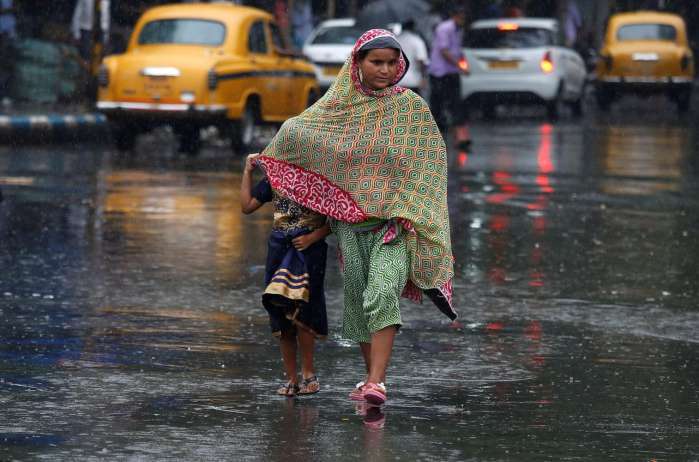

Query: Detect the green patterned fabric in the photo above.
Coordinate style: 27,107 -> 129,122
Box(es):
333,221 -> 407,343
257,29 -> 454,316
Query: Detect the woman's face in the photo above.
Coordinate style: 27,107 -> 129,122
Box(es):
358,48 -> 400,90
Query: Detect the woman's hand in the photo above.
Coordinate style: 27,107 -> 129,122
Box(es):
244,153 -> 260,173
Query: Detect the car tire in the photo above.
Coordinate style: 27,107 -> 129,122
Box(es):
546,85 -> 564,120
675,93 -> 691,114
570,97 -> 584,117
231,100 -> 258,154
112,122 -> 139,151
569,86 -> 584,117
306,89 -> 319,108
177,126 -> 202,156
482,104 -> 496,120
595,86 -> 612,112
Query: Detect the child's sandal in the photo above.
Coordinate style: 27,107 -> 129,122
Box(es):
298,375 -> 320,395
276,381 -> 299,397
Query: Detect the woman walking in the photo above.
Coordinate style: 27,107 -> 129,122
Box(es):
257,29 -> 456,406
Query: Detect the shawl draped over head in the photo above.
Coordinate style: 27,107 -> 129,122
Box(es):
257,29 -> 456,320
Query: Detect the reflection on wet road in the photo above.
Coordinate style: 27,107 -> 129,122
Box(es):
1,112 -> 698,460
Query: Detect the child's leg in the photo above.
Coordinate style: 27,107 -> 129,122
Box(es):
279,330 -> 298,384
297,329 -> 315,380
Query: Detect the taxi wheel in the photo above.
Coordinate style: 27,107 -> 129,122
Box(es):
674,93 -> 691,114
231,101 -> 258,154
306,90 -> 319,108
112,123 -> 138,151
177,127 -> 202,156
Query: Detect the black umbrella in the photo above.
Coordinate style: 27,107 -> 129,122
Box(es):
356,0 -> 430,30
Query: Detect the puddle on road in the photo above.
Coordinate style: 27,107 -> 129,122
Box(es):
1,118 -> 698,460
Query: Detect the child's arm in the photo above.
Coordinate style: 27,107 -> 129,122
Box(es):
241,153 -> 263,214
292,222 -> 331,251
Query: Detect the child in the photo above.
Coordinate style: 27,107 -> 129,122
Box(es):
240,153 -> 330,397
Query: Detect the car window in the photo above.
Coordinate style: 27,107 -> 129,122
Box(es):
617,23 -> 677,41
269,22 -> 287,51
248,20 -> 268,54
138,19 -> 225,46
464,27 -> 555,48
310,26 -> 364,45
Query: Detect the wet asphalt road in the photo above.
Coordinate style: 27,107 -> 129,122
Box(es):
1,99 -> 699,461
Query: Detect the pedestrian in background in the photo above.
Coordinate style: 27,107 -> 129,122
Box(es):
256,29 -> 457,408
291,0 -> 313,50
397,19 -> 429,96
428,6 -> 469,132
240,154 -> 330,398
71,0 -> 110,63
0,0 -> 16,108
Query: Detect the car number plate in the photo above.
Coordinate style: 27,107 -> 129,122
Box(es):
488,60 -> 519,69
322,65 -> 342,76
144,77 -> 172,97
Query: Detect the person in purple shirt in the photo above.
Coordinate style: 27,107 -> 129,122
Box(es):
428,6 -> 469,131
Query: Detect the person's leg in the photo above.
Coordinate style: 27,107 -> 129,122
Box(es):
297,328 -> 321,394
332,221 -> 372,397
279,329 -> 298,386
360,342 -> 371,376
366,326 -> 397,384
429,75 -> 446,130
362,229 -> 409,388
297,328 -> 315,380
446,73 -> 463,125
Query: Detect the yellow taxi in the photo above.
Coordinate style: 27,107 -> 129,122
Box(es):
595,11 -> 694,113
97,3 -> 319,153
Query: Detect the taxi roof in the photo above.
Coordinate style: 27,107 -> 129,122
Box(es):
142,2 -> 272,24
609,10 -> 686,27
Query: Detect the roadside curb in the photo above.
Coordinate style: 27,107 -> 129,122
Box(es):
0,113 -> 108,142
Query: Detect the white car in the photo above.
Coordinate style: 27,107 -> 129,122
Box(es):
460,18 -> 587,119
303,18 -> 363,91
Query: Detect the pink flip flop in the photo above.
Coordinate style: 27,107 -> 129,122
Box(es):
349,381 -> 366,401
362,382 -> 387,406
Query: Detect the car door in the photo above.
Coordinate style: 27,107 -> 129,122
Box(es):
247,19 -> 278,120
268,21 -> 295,117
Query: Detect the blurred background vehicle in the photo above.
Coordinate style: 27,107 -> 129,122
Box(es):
302,17 -> 361,92
97,2 -> 319,155
594,11 -> 694,114
460,17 -> 587,120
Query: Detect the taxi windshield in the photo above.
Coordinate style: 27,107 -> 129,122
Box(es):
465,27 -> 555,48
139,19 -> 226,46
617,23 -> 677,41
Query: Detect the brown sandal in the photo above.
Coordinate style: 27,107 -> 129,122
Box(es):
298,375 -> 320,395
276,381 -> 299,397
